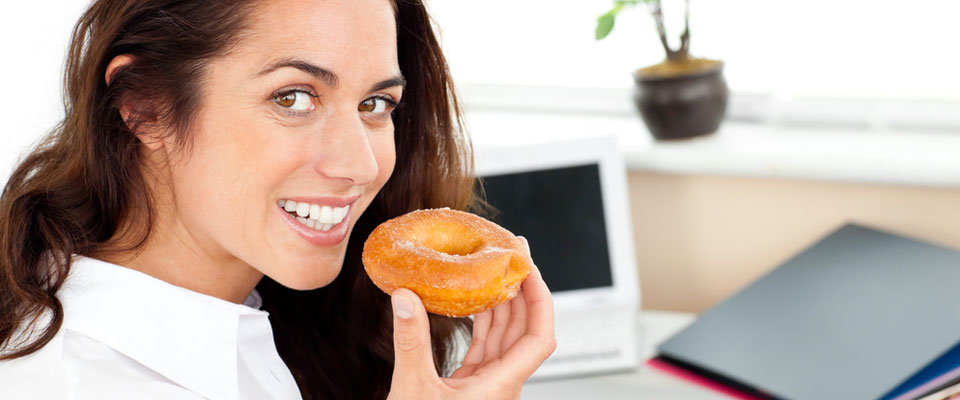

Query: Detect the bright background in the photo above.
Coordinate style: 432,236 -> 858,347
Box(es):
6,0 -> 960,178
432,0 -> 960,101
3,0 -> 960,311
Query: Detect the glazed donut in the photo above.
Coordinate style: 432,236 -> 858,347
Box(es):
362,208 -> 532,317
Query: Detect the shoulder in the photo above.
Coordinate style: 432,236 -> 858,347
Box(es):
61,331 -> 207,399
0,258 -> 206,400
0,329 -> 204,400
0,322 -> 68,399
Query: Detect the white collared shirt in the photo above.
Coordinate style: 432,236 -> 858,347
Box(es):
0,256 -> 303,400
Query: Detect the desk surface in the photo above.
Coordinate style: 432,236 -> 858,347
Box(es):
522,311 -> 726,399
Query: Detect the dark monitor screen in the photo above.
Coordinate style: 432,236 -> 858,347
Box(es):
479,163 -> 614,292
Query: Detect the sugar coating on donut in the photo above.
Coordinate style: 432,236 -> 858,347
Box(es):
362,208 -> 532,317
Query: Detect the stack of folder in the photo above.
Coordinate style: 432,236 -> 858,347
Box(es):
650,224 -> 960,400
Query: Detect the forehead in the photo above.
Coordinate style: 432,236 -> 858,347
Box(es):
235,0 -> 399,77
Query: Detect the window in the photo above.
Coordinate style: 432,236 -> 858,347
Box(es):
428,0 -> 960,129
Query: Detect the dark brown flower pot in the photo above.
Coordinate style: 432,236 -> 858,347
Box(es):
633,62 -> 729,140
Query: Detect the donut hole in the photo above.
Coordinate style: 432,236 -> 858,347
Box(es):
428,235 -> 482,256
414,218 -> 485,256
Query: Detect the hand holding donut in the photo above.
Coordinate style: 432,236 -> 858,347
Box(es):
362,209 -> 556,399
386,247 -> 556,400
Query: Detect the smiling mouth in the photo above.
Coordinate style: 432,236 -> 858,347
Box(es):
278,199 -> 349,232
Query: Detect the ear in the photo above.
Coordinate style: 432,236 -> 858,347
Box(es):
105,54 -> 135,86
105,54 -> 164,151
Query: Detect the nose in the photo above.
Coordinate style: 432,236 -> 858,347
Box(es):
310,109 -> 380,186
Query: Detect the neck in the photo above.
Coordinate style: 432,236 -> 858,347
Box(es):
104,218 -> 264,304
100,153 -> 263,304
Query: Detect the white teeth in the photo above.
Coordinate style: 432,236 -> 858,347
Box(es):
292,214 -> 334,231
319,206 -> 333,223
281,199 -> 350,229
296,202 -> 310,217
333,205 -> 348,221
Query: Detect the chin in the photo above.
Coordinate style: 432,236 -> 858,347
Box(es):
266,256 -> 346,291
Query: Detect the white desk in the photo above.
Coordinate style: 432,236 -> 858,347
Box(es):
523,311 -> 727,399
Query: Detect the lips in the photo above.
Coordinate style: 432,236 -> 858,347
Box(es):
277,195 -> 359,246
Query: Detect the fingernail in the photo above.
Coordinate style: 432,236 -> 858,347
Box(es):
518,236 -> 530,251
393,294 -> 414,319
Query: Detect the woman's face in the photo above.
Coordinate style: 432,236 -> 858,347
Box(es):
157,0 -> 401,289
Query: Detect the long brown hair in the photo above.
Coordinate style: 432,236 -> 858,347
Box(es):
0,0 -> 474,398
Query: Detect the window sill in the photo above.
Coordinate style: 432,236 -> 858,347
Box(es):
465,110 -> 960,188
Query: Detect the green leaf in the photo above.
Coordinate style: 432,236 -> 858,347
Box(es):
595,2 -> 627,41
596,13 -> 616,40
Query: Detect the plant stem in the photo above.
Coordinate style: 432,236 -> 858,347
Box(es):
679,0 -> 690,59
649,0 -> 691,63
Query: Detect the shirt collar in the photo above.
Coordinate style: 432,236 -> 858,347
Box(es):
60,256 -> 270,400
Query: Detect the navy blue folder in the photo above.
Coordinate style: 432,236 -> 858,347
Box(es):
656,224 -> 960,400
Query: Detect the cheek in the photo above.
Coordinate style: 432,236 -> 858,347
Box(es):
373,130 -> 396,189
170,111 -> 294,246
378,140 -> 396,187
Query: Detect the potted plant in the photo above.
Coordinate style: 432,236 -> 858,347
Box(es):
597,0 -> 728,140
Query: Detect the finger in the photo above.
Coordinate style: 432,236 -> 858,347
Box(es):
493,263 -> 557,381
517,236 -> 531,258
468,310 -> 493,361
521,262 -> 553,337
450,310 -> 492,379
390,288 -> 439,385
515,236 -> 541,335
500,290 -> 528,353
448,359 -> 479,379
483,299 -> 512,361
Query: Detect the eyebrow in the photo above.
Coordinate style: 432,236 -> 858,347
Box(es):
371,76 -> 407,93
258,57 -> 406,92
259,58 -> 339,88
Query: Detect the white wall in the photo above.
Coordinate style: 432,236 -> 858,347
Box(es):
4,0 -> 960,183
0,1 -> 89,183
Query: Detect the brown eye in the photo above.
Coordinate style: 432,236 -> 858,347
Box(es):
276,92 -> 296,108
360,97 -> 395,114
272,90 -> 315,112
358,98 -> 377,112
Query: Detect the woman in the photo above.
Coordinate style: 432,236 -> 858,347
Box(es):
0,0 -> 556,398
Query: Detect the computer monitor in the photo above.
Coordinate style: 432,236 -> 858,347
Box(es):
474,135 -> 639,313
480,163 -> 613,292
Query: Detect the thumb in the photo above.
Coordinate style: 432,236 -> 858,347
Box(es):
390,288 -> 438,385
